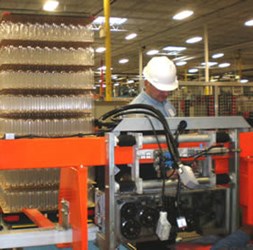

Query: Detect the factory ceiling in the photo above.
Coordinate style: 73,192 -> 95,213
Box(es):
0,0 -> 253,84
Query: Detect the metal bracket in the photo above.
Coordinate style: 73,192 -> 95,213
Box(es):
61,198 -> 70,229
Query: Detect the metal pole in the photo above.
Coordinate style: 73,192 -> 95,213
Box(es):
230,129 -> 240,232
204,25 -> 209,83
214,85 -> 219,116
139,48 -> 144,92
105,133 -> 116,249
204,25 -> 211,95
104,0 -> 112,101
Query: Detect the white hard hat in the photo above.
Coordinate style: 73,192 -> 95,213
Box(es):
143,56 -> 178,91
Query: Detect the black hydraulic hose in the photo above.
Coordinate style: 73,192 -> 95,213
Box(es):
99,103 -> 182,168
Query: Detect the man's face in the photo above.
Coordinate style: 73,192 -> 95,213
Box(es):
145,81 -> 169,102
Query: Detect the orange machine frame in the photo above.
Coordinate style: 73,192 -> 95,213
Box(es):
239,131 -> 253,225
0,136 -> 231,249
0,136 -> 134,250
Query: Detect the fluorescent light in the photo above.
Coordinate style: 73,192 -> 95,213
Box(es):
97,66 -> 106,71
173,10 -> 194,20
96,47 -> 106,53
201,62 -> 218,67
245,19 -> 253,26
127,80 -> 134,84
93,16 -> 127,26
43,0 -> 59,11
176,61 -> 187,66
146,49 -> 159,55
167,51 -> 180,56
218,63 -> 230,68
173,56 -> 195,61
186,36 -> 202,44
188,68 -> 198,73
163,46 -> 186,51
119,58 -> 129,64
125,33 -> 137,40
114,82 -> 120,86
240,79 -> 249,83
212,53 -> 224,59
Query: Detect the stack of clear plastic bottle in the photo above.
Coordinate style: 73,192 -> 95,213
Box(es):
0,70 -> 94,89
0,19 -> 95,213
0,21 -> 94,42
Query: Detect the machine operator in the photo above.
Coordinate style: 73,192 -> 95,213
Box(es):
130,56 -> 178,117
129,56 -> 253,249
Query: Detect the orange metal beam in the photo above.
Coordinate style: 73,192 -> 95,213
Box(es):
0,137 -> 134,170
22,208 -> 55,229
0,137 -> 106,169
0,136 -> 135,249
58,166 -> 88,250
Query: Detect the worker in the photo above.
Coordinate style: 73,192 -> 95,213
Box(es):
130,56 -> 179,117
129,56 -> 179,250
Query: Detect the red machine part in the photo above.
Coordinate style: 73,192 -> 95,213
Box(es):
239,131 -> 253,225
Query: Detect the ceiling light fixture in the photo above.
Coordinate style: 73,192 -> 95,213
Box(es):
125,33 -> 137,40
186,36 -> 202,44
218,63 -> 231,68
173,10 -> 194,20
176,61 -> 187,66
188,68 -> 198,73
163,46 -> 186,51
212,53 -> 224,59
95,47 -> 106,53
97,66 -> 106,71
43,0 -> 59,11
173,56 -> 195,61
240,79 -> 249,83
245,19 -> 253,26
92,16 -> 127,31
119,58 -> 129,64
146,50 -> 159,55
93,16 -> 127,26
167,52 -> 180,56
201,62 -> 218,67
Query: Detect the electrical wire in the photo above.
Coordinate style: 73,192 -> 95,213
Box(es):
144,115 -> 163,152
175,174 -> 182,217
186,145 -> 224,165
145,115 -> 166,210
111,110 -> 160,123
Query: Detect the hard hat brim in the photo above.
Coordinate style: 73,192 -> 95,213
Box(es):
150,79 -> 179,91
145,75 -> 179,91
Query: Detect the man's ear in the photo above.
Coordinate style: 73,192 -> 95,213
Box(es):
144,80 -> 149,90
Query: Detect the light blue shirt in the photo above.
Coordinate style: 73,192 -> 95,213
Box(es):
130,90 -> 176,117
